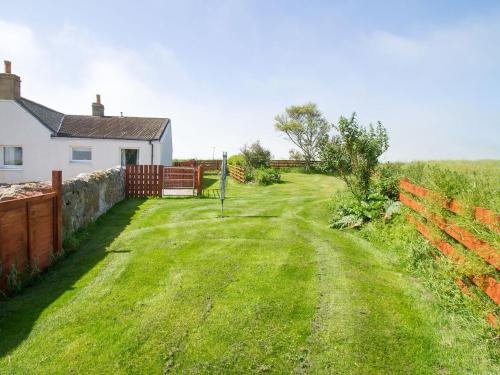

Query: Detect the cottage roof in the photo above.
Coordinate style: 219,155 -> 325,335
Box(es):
16,97 -> 169,141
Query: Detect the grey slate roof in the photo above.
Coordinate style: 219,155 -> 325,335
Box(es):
16,97 -> 169,141
17,97 -> 64,133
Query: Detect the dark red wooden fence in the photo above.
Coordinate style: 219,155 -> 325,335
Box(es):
125,165 -> 164,197
125,165 -> 204,197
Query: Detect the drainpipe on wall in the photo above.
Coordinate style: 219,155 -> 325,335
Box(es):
149,141 -> 154,165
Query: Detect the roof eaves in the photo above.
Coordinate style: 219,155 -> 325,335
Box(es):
50,134 -> 155,142
156,118 -> 171,142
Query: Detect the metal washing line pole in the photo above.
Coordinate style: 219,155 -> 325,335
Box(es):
220,152 -> 227,218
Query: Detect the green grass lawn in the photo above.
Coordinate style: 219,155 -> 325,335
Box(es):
0,173 -> 497,374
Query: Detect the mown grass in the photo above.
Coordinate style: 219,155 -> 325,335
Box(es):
0,173 -> 498,374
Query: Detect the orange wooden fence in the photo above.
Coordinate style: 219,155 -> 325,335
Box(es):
228,165 -> 246,183
400,177 -> 499,327
0,171 -> 62,291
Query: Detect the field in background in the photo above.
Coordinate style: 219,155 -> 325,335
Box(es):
422,159 -> 500,176
398,160 -> 499,212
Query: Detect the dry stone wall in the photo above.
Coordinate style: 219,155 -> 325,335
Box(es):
62,167 -> 125,236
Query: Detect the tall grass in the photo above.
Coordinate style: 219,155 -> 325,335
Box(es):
358,160 -> 499,340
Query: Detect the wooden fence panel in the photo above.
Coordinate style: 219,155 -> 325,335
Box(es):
400,192 -> 500,270
28,196 -> 55,270
0,171 -> 62,292
198,160 -> 221,171
399,177 -> 499,327
269,160 -> 319,168
0,206 -> 29,286
126,165 -> 164,198
164,167 -> 196,189
400,178 -> 499,232
228,165 -> 246,183
126,165 -> 204,197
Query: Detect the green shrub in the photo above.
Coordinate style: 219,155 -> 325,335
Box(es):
241,141 -> 271,169
255,168 -> 281,185
244,168 -> 255,182
228,154 -> 246,167
329,162 -> 402,229
372,162 -> 404,200
329,191 -> 397,229
320,112 -> 388,200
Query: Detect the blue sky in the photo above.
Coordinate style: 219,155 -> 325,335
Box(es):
1,0 -> 499,160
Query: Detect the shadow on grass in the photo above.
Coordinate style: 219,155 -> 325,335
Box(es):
203,175 -> 220,190
220,215 -> 279,219
0,198 -> 145,359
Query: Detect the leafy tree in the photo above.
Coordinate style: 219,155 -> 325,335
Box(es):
274,102 -> 330,169
320,112 -> 389,199
288,149 -> 303,161
228,154 -> 246,166
241,141 -> 271,169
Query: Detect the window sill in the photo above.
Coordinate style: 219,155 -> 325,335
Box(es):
0,167 -> 24,171
70,160 -> 92,164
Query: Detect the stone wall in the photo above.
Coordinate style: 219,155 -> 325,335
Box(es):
0,167 -> 125,237
0,181 -> 52,201
62,167 -> 125,237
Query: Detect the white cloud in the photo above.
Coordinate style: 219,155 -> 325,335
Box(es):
0,19 -> 260,159
1,12 -> 499,161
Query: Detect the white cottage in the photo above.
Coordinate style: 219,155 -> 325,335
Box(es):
0,61 -> 172,184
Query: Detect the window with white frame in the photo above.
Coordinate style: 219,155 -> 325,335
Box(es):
120,148 -> 139,166
71,147 -> 92,162
0,146 -> 23,168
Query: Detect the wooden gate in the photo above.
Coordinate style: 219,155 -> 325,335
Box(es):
125,165 -> 204,197
163,167 -> 196,196
125,165 -> 164,197
0,171 -> 62,291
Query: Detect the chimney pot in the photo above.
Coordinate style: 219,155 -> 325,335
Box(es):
0,60 -> 21,99
4,60 -> 11,74
92,94 -> 105,116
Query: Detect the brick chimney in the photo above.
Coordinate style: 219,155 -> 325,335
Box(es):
0,60 -> 21,100
92,94 -> 105,116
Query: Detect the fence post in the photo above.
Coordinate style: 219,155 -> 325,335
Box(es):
125,165 -> 129,198
159,165 -> 164,197
197,165 -> 204,196
52,170 -> 63,252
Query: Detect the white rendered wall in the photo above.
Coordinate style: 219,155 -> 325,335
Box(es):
0,101 -> 172,183
159,123 -> 173,166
